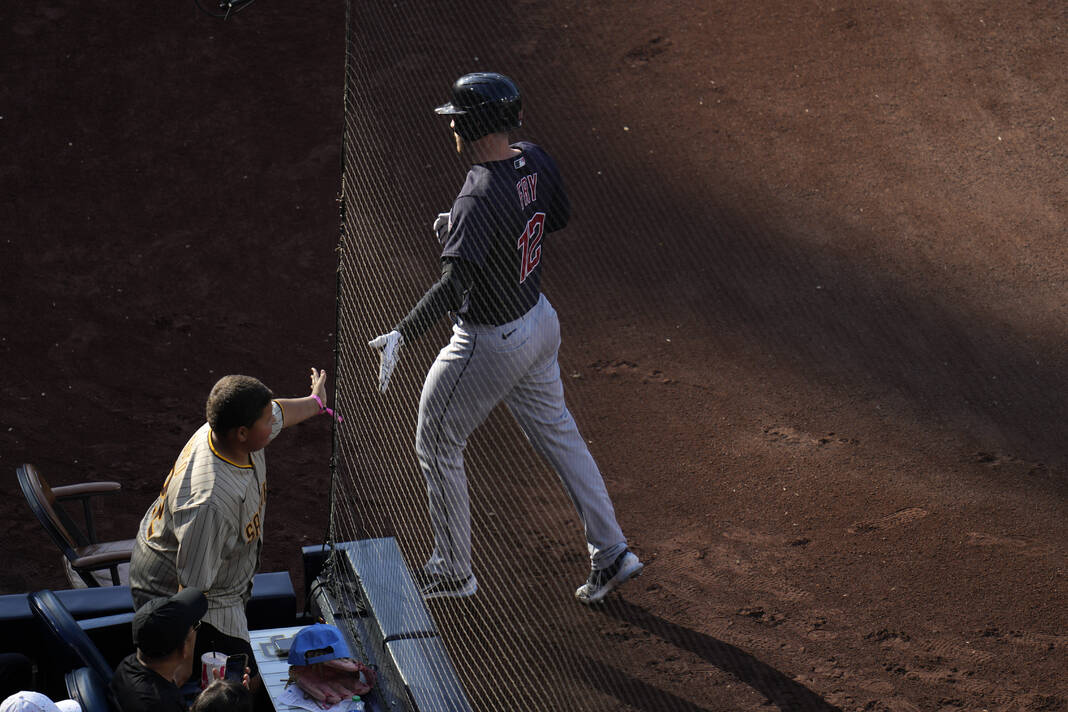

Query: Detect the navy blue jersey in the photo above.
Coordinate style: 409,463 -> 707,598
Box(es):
441,141 -> 570,325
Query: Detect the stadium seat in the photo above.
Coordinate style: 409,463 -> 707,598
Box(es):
64,666 -> 116,712
2,574 -> 295,646
17,464 -> 133,588
3,573 -> 294,685
0,590 -> 133,679
246,571 -> 297,629
28,590 -> 113,682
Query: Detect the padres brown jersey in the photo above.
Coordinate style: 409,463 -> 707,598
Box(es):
130,401 -> 284,641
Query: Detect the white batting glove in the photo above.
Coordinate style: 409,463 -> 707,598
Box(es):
367,330 -> 404,393
432,212 -> 451,244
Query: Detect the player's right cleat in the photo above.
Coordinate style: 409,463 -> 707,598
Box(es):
418,572 -> 478,600
575,550 -> 643,605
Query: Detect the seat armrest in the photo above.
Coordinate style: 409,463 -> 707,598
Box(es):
71,540 -> 135,569
52,482 -> 122,500
53,481 -> 123,546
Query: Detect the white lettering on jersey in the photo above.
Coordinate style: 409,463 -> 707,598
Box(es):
516,173 -> 539,209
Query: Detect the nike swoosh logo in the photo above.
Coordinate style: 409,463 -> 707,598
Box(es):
502,329 -> 517,339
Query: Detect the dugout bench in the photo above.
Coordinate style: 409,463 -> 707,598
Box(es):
300,539 -> 472,712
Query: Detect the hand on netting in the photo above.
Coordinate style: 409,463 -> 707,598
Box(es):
288,659 -> 376,708
309,367 -> 328,403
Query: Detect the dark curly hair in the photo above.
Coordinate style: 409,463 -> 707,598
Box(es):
205,375 -> 273,436
191,680 -> 252,712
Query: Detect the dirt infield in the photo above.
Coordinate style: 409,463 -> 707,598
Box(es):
3,2 -> 1065,711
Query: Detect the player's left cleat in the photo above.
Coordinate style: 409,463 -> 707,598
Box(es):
417,572 -> 478,600
575,550 -> 643,605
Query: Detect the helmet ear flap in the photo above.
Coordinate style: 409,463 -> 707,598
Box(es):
453,112 -> 504,142
452,114 -> 483,142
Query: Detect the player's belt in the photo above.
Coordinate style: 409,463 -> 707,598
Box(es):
457,297 -> 539,329
455,296 -> 542,335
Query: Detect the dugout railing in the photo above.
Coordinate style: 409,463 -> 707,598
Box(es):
305,539 -> 473,712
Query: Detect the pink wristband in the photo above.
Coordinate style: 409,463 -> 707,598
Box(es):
312,394 -> 343,423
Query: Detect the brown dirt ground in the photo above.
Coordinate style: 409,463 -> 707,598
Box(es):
2,2 -> 1065,711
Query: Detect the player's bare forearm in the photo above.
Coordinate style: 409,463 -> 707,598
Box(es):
277,368 -> 329,428
276,396 -> 319,427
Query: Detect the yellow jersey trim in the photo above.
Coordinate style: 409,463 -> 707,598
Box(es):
208,429 -> 254,469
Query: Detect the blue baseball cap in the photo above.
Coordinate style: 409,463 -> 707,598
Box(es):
287,624 -> 351,666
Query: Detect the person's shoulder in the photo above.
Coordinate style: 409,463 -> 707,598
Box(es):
513,140 -> 552,160
113,653 -> 179,691
514,141 -> 561,173
172,424 -> 214,467
111,654 -> 163,698
457,165 -> 494,197
171,456 -> 243,514
451,187 -> 493,223
112,652 -> 143,679
197,428 -> 256,482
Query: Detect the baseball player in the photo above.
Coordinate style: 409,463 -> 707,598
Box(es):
130,369 -> 333,684
368,72 -> 642,605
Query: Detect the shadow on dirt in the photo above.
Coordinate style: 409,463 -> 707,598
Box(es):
550,153 -> 1068,479
556,651 -> 717,711
596,599 -> 844,712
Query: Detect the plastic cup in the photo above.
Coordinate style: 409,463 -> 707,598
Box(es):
200,651 -> 227,689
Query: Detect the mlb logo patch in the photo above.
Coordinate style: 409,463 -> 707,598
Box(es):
514,156 -> 526,169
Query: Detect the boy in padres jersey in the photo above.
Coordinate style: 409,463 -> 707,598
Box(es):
130,369 -> 331,685
368,73 -> 643,604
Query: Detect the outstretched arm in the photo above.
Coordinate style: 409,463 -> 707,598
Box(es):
368,258 -> 475,393
276,368 -> 330,428
395,257 -> 474,344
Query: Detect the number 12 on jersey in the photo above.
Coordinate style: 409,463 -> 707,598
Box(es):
517,212 -> 546,284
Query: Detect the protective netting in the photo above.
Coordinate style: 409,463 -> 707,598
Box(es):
323,2 -> 665,710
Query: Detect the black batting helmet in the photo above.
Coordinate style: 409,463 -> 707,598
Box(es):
434,72 -> 522,142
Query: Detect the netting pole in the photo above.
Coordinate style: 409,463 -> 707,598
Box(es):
315,0 -> 354,597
